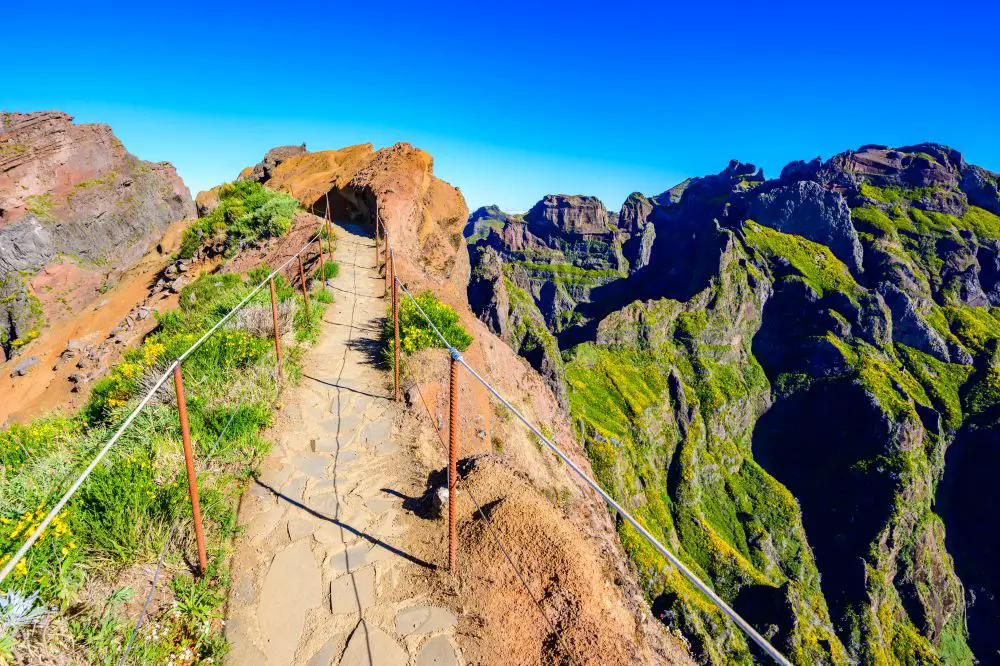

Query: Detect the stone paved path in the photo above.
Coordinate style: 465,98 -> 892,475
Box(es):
225,220 -> 462,665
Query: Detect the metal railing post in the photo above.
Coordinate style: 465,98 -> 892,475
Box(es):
448,354 -> 459,572
269,278 -> 283,378
383,230 -> 389,296
375,217 -> 380,268
326,218 -> 334,260
315,233 -> 325,286
298,255 -> 310,320
173,363 -> 208,575
392,252 -> 400,401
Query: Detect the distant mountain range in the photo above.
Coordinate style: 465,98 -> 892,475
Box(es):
465,143 -> 1000,664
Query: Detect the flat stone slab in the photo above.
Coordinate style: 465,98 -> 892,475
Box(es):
321,414 -> 360,434
340,622 -> 407,666
394,605 -> 457,636
259,542 -> 322,664
307,635 -> 345,666
309,492 -> 339,517
329,544 -> 370,573
415,635 -> 460,666
295,454 -> 331,478
287,518 -> 316,541
330,567 -> 376,614
361,419 -> 392,444
281,476 -> 307,503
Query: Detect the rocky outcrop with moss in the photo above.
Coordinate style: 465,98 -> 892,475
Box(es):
466,143 -> 1000,664
0,111 -> 195,358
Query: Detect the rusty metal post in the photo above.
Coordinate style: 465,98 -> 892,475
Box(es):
383,230 -> 390,297
269,278 -> 282,378
392,253 -> 400,402
374,217 -> 380,268
173,363 -> 208,575
314,232 -> 325,287
297,254 -> 310,319
448,355 -> 458,572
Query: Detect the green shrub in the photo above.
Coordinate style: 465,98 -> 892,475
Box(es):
386,291 -> 472,355
316,261 -> 339,281
179,181 -> 298,259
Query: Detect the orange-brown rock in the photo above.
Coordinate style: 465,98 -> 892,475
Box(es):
261,142 -> 468,299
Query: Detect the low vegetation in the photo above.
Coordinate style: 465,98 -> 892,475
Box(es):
0,235 -> 335,662
179,181 -> 299,259
381,290 -> 472,379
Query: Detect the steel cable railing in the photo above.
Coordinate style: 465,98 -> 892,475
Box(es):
0,218 -> 327,589
118,346 -> 281,664
376,213 -> 793,666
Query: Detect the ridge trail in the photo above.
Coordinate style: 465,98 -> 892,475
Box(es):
225,219 -> 462,665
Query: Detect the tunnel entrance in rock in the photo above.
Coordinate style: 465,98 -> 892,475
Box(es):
307,186 -> 374,228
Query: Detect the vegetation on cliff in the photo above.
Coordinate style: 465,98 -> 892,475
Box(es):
467,143 -> 1000,664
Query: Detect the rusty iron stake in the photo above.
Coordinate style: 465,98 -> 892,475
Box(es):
383,231 -> 390,296
392,253 -> 400,402
297,254 -> 310,319
375,217 -> 380,268
448,355 -> 459,572
314,233 -> 325,286
173,363 -> 208,575
269,278 -> 282,378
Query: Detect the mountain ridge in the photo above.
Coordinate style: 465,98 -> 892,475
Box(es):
466,141 -> 1000,663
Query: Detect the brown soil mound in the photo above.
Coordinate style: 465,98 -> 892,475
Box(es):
451,455 -> 689,665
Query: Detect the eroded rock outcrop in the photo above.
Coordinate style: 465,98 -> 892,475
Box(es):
0,111 -> 195,357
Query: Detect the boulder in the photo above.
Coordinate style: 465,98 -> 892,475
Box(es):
10,356 -> 39,377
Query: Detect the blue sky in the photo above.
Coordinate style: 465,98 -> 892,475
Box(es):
4,1 -> 999,213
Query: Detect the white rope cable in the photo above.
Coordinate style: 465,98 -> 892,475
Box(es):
0,360 -> 177,586
178,230 -> 322,362
393,275 -> 792,666
0,224 -> 325,589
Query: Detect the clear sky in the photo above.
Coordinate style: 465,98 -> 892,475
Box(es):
4,1 -> 999,213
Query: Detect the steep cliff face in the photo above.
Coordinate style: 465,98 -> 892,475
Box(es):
0,111 -> 195,359
467,143 -> 1000,664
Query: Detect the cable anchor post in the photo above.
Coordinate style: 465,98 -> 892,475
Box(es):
173,362 -> 208,575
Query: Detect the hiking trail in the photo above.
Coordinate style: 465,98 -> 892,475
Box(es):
224,219 -> 462,666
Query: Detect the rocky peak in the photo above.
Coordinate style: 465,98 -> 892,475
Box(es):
524,194 -> 610,237
237,144 -> 308,184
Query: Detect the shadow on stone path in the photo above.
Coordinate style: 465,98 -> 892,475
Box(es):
225,219 -> 462,665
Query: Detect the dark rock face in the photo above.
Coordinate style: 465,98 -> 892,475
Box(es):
466,141 -> 1000,663
0,111 -> 195,355
748,180 -> 863,273
238,144 -> 307,183
938,422 -> 1000,659
524,194 -> 610,236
